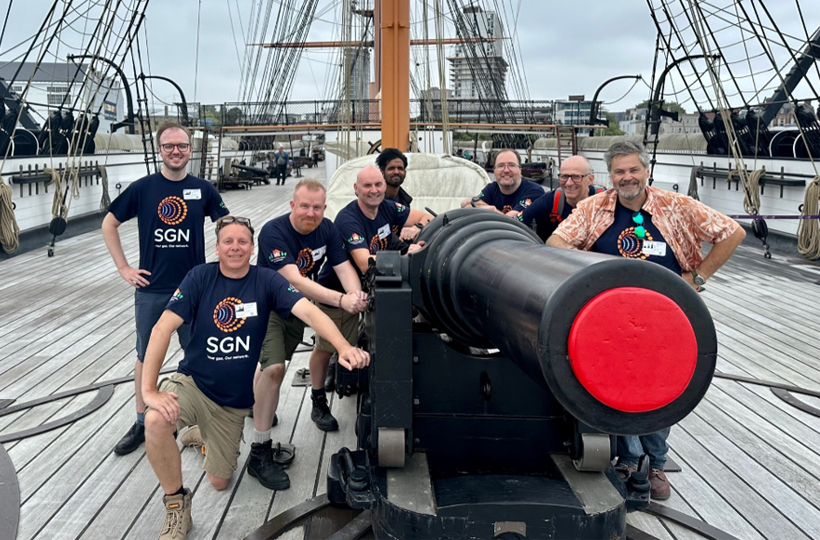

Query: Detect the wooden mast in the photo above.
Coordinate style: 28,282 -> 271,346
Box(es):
378,0 -> 410,150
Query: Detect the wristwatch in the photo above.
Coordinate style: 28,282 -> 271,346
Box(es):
691,270 -> 706,287
470,195 -> 481,208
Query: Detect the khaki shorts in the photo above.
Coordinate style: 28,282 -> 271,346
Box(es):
315,303 -> 360,353
259,311 -> 306,370
157,373 -> 247,479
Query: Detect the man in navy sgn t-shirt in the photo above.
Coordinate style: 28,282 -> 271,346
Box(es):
254,179 -> 367,444
515,156 -> 603,241
141,217 -> 369,538
102,122 -> 229,457
460,148 -> 544,214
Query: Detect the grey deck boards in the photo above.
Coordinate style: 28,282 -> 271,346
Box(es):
1,168 -> 819,540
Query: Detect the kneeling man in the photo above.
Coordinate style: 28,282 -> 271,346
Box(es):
141,215 -> 369,540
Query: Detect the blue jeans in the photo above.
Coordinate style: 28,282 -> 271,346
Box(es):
616,427 -> 671,470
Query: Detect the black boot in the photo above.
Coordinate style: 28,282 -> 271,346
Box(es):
114,421 -> 145,455
311,393 -> 339,432
248,440 -> 290,490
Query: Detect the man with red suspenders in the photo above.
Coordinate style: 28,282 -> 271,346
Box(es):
513,156 -> 604,242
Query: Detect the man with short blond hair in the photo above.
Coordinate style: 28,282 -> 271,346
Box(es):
461,148 -> 544,214
102,121 -> 228,457
249,179 -> 367,479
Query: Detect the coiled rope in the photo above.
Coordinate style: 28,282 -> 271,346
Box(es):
99,164 -> 110,210
797,176 -> 820,260
688,165 -> 703,200
0,176 -> 20,254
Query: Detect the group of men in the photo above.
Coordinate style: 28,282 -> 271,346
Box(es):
103,122 -> 430,540
104,121 -> 743,539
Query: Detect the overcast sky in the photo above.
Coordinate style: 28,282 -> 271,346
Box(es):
3,1 -> 819,113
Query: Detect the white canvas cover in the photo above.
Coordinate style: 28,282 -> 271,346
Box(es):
325,152 -> 492,219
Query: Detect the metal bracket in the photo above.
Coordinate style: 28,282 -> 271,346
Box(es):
291,367 -> 311,387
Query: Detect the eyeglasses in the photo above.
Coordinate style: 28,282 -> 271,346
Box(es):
159,143 -> 191,152
632,211 -> 646,239
559,173 -> 590,183
494,163 -> 520,171
216,215 -> 254,235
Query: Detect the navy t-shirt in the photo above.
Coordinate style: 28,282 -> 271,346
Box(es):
108,173 -> 228,293
478,178 -> 544,213
592,201 -> 682,274
520,185 -> 602,241
257,215 -> 348,281
317,199 -> 410,293
165,263 -> 304,408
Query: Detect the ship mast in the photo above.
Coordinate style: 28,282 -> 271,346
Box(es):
374,0 -> 410,150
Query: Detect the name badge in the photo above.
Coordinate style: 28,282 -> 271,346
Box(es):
234,302 -> 258,318
313,245 -> 327,260
183,189 -> 202,200
642,241 -> 667,257
377,224 -> 390,240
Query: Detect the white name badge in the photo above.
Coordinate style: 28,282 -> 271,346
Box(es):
234,302 -> 258,318
183,189 -> 202,200
642,241 -> 667,257
313,245 -> 327,260
377,224 -> 390,239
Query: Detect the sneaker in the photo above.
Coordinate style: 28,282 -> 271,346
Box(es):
114,421 -> 145,455
160,488 -> 192,540
248,440 -> 291,490
311,394 -> 339,432
649,469 -> 671,500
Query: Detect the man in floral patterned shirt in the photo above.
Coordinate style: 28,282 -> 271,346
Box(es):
547,140 -> 745,500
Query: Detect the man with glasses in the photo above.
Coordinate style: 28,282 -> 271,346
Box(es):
547,141 -> 745,500
103,121 -> 229,457
511,155 -> 605,241
142,216 -> 369,540
460,148 -> 544,214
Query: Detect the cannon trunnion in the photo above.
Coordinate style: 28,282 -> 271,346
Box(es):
328,209 -> 717,540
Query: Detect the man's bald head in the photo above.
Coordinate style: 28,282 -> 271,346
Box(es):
354,166 -> 387,211
558,155 -> 595,206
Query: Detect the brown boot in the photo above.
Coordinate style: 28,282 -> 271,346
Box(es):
159,488 -> 192,540
649,469 -> 671,500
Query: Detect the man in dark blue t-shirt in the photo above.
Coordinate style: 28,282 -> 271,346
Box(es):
254,179 -> 367,443
141,217 -> 369,538
460,148 -> 544,214
515,156 -> 604,241
102,122 -> 229,457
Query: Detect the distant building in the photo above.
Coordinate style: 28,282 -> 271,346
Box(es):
553,101 -> 605,126
617,107 -> 701,136
447,5 -> 508,101
0,62 -> 125,133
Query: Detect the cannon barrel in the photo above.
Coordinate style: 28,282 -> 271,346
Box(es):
410,208 -> 717,435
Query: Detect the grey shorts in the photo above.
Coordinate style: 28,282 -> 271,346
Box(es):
157,373 -> 247,479
314,303 -> 359,353
259,311 -> 306,370
135,291 -> 191,362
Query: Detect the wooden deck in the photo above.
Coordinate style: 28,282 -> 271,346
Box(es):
1,165 -> 820,540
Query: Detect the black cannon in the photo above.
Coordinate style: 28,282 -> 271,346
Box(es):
328,209 -> 717,540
